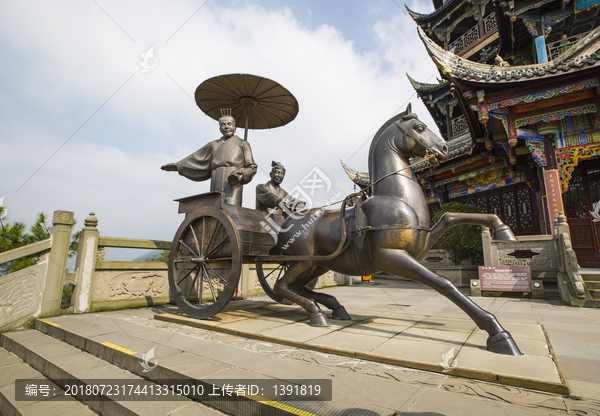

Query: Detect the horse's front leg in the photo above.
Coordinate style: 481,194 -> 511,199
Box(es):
274,262 -> 330,327
373,248 -> 522,355
423,212 -> 518,256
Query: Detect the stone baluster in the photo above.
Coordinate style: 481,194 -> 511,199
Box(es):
554,213 -> 585,299
73,213 -> 100,313
40,211 -> 74,318
481,227 -> 493,266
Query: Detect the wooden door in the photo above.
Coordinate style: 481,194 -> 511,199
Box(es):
563,160 -> 600,267
454,182 -> 539,236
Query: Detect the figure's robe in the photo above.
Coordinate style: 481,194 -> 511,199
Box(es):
256,181 -> 290,215
176,135 -> 257,206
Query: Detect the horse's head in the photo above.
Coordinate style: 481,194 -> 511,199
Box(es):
393,104 -> 448,167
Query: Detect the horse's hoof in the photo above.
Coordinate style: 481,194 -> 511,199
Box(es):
493,225 -> 518,242
332,305 -> 351,320
486,331 -> 523,355
309,311 -> 330,327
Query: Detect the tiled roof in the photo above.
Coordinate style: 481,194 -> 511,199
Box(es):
418,25 -> 600,83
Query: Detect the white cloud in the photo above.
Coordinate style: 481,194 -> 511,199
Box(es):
0,0 -> 442,259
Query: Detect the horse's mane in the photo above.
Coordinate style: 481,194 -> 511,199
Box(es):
367,107 -> 412,177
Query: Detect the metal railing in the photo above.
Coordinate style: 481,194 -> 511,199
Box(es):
546,33 -> 587,61
449,12 -> 497,55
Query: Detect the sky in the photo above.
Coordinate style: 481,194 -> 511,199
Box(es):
0,0 -> 439,261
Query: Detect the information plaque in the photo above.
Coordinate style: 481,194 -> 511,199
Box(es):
479,266 -> 532,292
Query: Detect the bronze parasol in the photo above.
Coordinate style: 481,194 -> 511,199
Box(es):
195,73 -> 299,140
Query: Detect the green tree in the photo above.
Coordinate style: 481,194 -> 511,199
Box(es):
431,202 -> 485,266
0,205 -> 79,275
144,250 -> 169,262
0,219 -> 35,274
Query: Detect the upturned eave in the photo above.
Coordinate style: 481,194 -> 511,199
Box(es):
406,73 -> 450,92
417,25 -> 600,84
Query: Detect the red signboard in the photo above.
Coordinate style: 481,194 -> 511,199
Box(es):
479,266 -> 532,292
543,169 -> 565,227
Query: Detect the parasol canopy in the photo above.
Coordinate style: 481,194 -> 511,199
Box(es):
195,73 -> 299,140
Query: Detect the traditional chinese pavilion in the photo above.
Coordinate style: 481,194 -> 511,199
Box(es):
345,0 -> 600,266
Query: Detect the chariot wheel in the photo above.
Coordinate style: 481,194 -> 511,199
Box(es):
256,263 -> 318,304
256,263 -> 290,304
168,207 -> 242,319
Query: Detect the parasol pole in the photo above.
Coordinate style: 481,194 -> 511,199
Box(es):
240,97 -> 257,141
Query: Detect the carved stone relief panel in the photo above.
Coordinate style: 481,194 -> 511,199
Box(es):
248,269 -> 261,290
0,265 -> 44,331
92,271 -> 167,302
321,270 -> 336,286
496,241 -> 555,268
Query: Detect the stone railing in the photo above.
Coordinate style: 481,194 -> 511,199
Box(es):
0,209 -> 373,332
72,212 -> 349,314
481,213 -> 594,306
0,211 -> 74,333
72,213 -> 171,313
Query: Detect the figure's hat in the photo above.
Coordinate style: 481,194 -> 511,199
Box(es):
271,160 -> 285,170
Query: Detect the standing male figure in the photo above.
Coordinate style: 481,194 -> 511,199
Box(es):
256,161 -> 304,215
161,109 -> 257,206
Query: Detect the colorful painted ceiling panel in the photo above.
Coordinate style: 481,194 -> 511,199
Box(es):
448,173 -> 526,199
556,113 -> 600,148
515,104 -> 596,127
512,89 -> 594,114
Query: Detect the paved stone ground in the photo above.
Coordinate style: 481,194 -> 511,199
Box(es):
320,279 -> 600,401
45,278 -> 600,415
157,291 -> 564,393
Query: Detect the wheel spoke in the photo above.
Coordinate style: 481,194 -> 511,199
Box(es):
203,219 -> 220,256
263,266 -> 280,280
176,264 -> 199,285
201,217 -> 205,257
206,257 -> 232,262
205,236 -> 228,259
198,264 -> 204,306
276,265 -> 288,282
179,240 -> 199,257
189,223 -> 200,259
205,262 -> 229,285
198,264 -> 205,305
186,267 -> 201,300
204,264 -> 218,302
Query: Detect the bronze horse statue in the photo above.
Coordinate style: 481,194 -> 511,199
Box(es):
274,104 -> 522,356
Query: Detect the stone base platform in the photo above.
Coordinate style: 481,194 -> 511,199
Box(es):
156,300 -> 567,395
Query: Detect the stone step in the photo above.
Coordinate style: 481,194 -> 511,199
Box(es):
34,314 -> 356,416
0,346 -> 98,416
0,330 -> 226,416
580,269 -> 600,281
589,289 -> 600,300
584,281 -> 600,290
